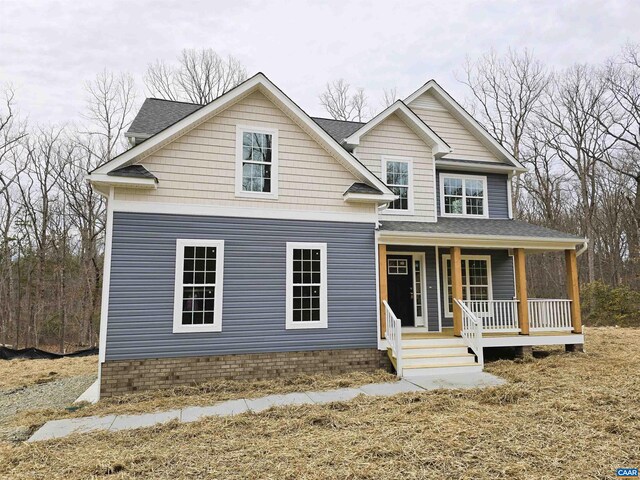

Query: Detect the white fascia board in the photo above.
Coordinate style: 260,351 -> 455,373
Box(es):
343,101 -> 451,156
124,132 -> 151,140
404,80 -> 526,171
92,73 -> 393,197
343,192 -> 397,204
436,159 -> 527,175
378,230 -> 586,250
86,173 -> 157,189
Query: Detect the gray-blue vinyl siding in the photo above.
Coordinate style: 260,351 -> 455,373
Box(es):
436,170 -> 510,219
437,248 -> 515,328
387,245 -> 439,331
106,212 -> 378,361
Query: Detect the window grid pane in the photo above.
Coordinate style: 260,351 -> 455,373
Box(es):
386,161 -> 410,210
242,131 -> 273,193
443,176 -> 485,216
292,248 -> 322,323
181,245 -> 217,326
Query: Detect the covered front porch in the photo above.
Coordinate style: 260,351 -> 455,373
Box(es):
376,219 -> 587,376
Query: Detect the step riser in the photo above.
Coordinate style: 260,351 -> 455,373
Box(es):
402,338 -> 466,348
403,365 -> 483,377
402,346 -> 469,356
403,356 -> 476,367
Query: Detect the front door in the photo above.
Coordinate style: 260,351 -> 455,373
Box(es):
387,255 -> 415,327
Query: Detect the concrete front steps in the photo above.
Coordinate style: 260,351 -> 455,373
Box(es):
389,336 -> 483,377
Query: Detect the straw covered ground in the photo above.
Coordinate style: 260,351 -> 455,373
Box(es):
0,355 -> 97,391
1,327 -> 639,479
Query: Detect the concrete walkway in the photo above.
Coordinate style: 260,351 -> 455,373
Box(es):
27,372 -> 504,442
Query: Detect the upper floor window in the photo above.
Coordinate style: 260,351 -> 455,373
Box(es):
382,157 -> 413,214
440,173 -> 488,217
235,125 -> 279,199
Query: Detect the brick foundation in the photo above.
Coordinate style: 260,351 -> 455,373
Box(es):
100,348 -> 393,397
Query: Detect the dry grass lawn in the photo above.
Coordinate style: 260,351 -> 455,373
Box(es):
0,355 -> 97,391
1,327 -> 640,479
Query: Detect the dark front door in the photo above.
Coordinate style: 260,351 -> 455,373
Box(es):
387,255 -> 415,327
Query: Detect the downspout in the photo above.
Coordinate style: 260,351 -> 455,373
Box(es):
576,240 -> 589,257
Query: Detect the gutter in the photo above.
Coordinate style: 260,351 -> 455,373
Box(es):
576,239 -> 589,257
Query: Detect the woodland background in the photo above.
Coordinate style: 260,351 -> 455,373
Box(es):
1,46 -> 639,351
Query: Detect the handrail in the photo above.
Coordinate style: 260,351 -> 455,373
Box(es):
455,298 -> 484,366
528,299 -> 573,331
383,300 -> 403,377
463,299 -> 520,332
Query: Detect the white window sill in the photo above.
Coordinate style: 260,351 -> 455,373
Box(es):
285,322 -> 328,330
234,191 -> 279,201
173,324 -> 222,334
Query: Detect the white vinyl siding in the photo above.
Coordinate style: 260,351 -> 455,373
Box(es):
409,92 -> 497,162
354,113 -> 436,221
442,254 -> 493,317
115,91 -> 373,216
286,242 -> 328,329
173,239 -> 224,333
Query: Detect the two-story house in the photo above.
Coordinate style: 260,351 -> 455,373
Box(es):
88,73 -> 586,397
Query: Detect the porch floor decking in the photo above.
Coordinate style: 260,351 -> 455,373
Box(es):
401,327 -> 584,347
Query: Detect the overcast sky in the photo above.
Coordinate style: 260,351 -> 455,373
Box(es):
1,0 -> 639,126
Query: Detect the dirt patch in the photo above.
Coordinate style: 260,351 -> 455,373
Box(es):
1,327 -> 639,479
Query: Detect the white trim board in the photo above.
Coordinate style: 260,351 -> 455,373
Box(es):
112,199 -> 378,224
98,187 -> 114,364
90,73 -> 393,197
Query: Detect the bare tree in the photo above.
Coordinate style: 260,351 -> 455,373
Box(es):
382,87 -> 398,108
144,49 -> 247,104
319,79 -> 369,122
0,86 -> 27,196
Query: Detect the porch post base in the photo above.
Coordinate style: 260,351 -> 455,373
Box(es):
514,345 -> 533,359
565,343 -> 584,353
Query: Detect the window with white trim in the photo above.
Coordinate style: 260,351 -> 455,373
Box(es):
442,255 -> 492,316
236,126 -> 278,198
382,157 -> 413,213
173,239 -> 224,333
440,173 -> 488,217
286,242 -> 328,329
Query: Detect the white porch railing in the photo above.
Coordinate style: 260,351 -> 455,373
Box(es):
455,299 -> 484,366
383,300 -> 403,377
528,299 -> 573,331
464,300 -> 520,333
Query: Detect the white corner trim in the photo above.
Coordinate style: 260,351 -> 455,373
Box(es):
285,242 -> 328,330
172,239 -> 225,333
507,174 -> 514,219
439,172 -> 489,219
343,101 -> 451,156
404,80 -> 526,170
111,199 -> 378,224
234,124 -> 279,200
98,187 -> 114,363
441,253 -> 493,317
380,156 -> 415,216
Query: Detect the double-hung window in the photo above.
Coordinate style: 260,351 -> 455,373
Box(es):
382,157 -> 413,213
440,173 -> 488,217
173,239 -> 224,333
286,242 -> 328,329
236,125 -> 278,199
442,255 -> 492,316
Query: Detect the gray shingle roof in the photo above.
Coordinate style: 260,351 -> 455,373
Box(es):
380,218 -> 584,240
344,182 -> 383,195
310,117 -> 364,142
127,99 -> 202,137
108,164 -> 157,180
